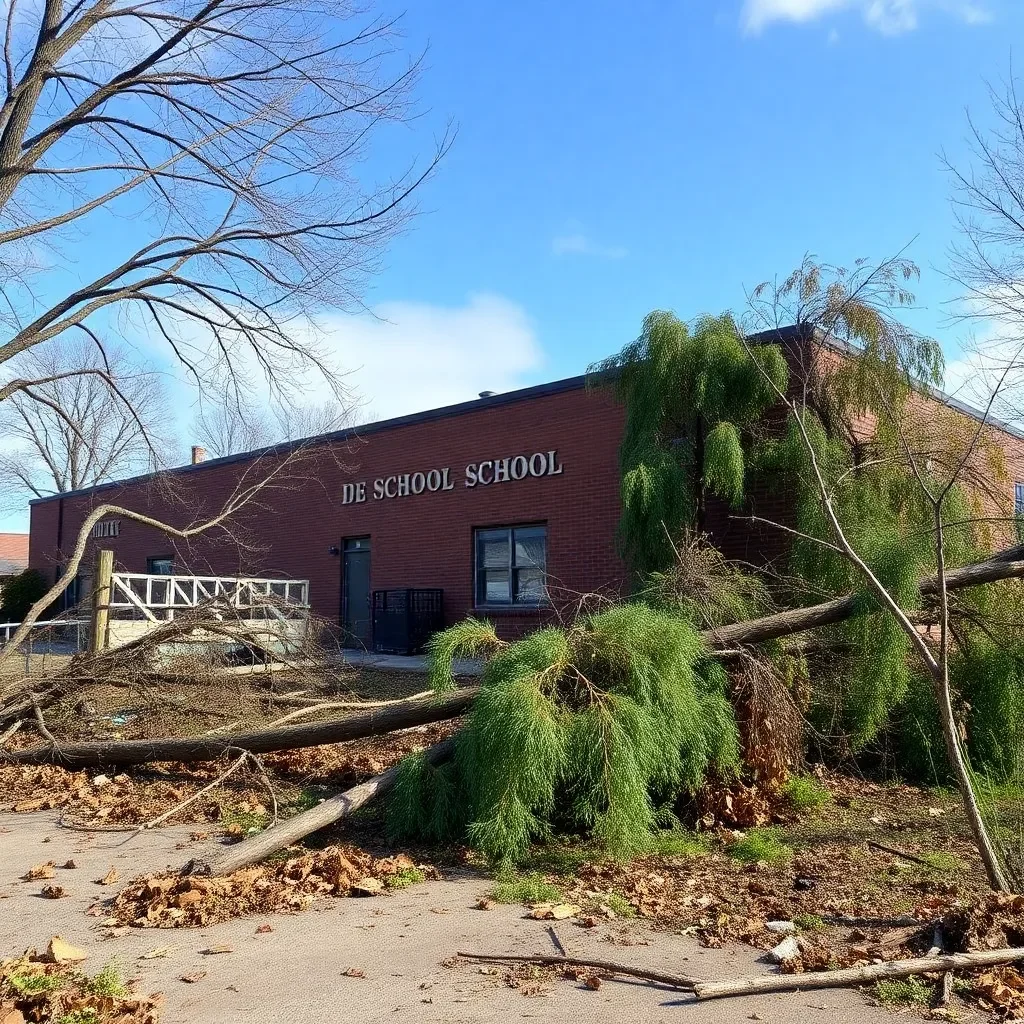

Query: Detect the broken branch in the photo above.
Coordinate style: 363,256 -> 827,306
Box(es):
455,952 -> 703,991
188,736 -> 457,876
693,947 -> 1024,1000
0,688 -> 477,769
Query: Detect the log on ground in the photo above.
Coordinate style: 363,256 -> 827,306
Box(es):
0,688 -> 477,768
187,736 -> 456,876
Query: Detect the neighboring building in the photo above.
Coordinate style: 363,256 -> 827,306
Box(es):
0,533 -> 29,577
0,533 -> 30,610
25,327 -> 1024,646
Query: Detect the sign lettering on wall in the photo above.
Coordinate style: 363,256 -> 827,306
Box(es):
341,450 -> 564,505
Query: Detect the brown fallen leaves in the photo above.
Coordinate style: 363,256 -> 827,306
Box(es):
943,893 -> 1024,953
975,967 -> 1024,1020
0,951 -> 160,1024
110,848 -> 437,928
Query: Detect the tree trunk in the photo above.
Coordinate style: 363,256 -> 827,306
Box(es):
693,947 -> 1024,1000
187,736 -> 456,876
0,689 -> 477,768
931,665 -> 1010,890
706,551 -> 1024,647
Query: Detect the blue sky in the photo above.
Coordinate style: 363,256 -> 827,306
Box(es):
319,0 -> 1024,408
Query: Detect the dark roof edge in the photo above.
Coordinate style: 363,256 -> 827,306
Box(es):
29,373 -> 592,507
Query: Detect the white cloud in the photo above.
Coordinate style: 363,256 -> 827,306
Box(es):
315,293 -> 546,421
170,293 -> 546,430
741,0 -> 992,34
551,233 -> 628,260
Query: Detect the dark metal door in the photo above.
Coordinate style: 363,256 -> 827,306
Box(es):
341,537 -> 371,648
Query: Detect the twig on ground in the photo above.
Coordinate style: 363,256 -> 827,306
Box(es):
245,751 -> 279,825
266,692 -> 433,728
0,719 -> 22,746
130,749 -> 250,836
820,914 -> 921,928
867,841 -> 933,867
455,952 -> 702,991
693,948 -> 1024,1000
30,695 -> 57,746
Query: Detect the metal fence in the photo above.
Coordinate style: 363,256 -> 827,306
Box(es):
0,618 -> 87,654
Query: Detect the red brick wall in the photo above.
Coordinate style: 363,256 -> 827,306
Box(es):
28,384 -> 628,637
28,346 -> 1024,641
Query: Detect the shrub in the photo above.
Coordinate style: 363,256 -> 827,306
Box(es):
0,567 -> 49,622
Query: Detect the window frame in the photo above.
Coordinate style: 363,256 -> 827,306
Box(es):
473,523 -> 548,609
147,556 -> 175,576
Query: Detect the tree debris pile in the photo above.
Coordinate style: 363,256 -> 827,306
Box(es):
110,849 -> 436,928
943,893 -> 1024,953
1,950 -> 160,1024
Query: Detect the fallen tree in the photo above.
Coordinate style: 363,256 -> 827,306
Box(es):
5,544 -> 1024,769
186,737 -> 456,876
0,689 -> 476,768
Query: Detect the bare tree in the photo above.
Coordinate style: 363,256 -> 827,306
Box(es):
744,255 -> 1015,891
0,336 -> 171,506
0,0 -> 445,644
0,0 -> 448,415
191,395 -> 365,458
945,71 -> 1024,426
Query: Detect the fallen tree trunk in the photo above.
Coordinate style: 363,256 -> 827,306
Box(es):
693,947 -> 1024,1000
0,688 -> 477,768
706,552 -> 1024,647
186,736 -> 456,876
6,547 -> 1024,764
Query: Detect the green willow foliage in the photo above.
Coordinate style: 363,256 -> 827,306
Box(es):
757,403 -> 984,746
390,605 -> 739,864
589,312 -> 787,577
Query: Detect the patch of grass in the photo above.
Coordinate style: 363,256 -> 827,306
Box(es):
291,788 -> 325,813
55,1010 -> 99,1024
920,851 -> 966,873
601,891 -> 636,918
221,806 -> 271,835
782,774 -> 832,812
728,827 -> 793,865
646,828 -> 710,858
793,913 -> 825,932
383,867 -> 426,890
8,970 -> 64,995
873,977 -> 934,1007
83,961 -> 127,998
520,844 -> 593,875
491,870 -> 562,905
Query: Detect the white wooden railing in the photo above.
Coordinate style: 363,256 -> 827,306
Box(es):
108,573 -> 308,622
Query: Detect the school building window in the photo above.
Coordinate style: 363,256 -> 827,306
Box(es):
147,557 -> 174,575
1016,483 -> 1024,518
475,525 -> 547,606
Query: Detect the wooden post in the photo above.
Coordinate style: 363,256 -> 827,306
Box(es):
88,548 -> 114,653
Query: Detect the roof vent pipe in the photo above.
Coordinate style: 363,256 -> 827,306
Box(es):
478,390 -> 495,399
191,445 -> 206,465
